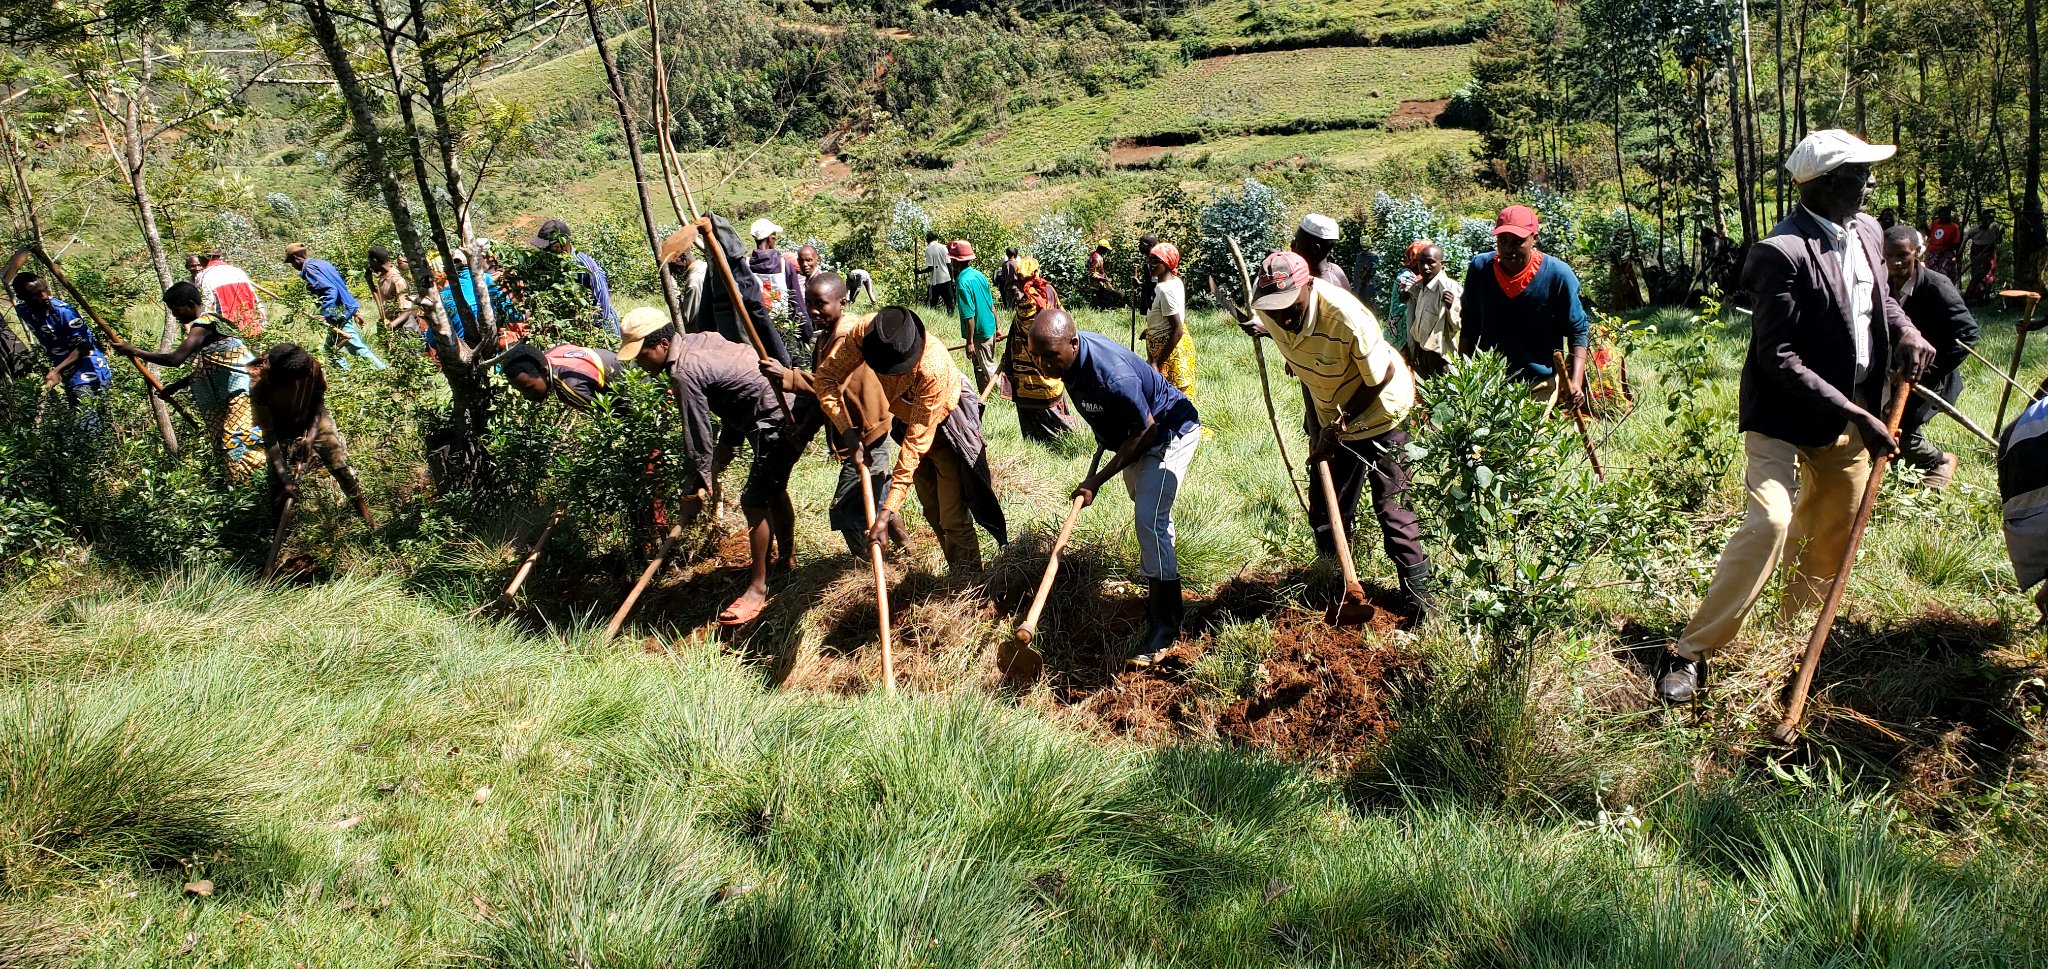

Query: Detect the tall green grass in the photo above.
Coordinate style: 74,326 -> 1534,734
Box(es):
0,571 -> 2042,966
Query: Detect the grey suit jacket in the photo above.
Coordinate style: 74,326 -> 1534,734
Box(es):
1738,209 -> 1921,447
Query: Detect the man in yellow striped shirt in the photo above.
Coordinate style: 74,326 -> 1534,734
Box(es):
1245,251 -> 1437,619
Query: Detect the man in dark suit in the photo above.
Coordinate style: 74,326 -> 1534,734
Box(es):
1882,224 -> 1979,490
1656,130 -> 1935,703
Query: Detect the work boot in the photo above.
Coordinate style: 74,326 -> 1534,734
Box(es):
1127,578 -> 1183,668
1397,562 -> 1438,624
1919,452 -> 1959,491
1654,649 -> 1706,704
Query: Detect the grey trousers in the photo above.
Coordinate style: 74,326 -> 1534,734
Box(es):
831,437 -> 894,556
1121,426 -> 1200,581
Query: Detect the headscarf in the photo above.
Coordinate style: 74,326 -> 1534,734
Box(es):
1014,255 -> 1041,279
1403,238 -> 1435,271
1148,242 -> 1181,274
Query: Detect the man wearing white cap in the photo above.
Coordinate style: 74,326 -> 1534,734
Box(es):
1292,213 -> 1351,291
1655,129 -> 1935,703
748,218 -> 813,344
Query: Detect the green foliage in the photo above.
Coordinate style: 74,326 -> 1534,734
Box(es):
1655,295 -> 1736,509
935,202 -> 1017,282
1409,352 -> 1663,633
487,370 -> 692,553
1192,177 -> 1286,306
1023,210 -> 1088,296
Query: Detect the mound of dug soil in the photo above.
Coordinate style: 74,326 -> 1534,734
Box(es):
1216,622 -> 1419,770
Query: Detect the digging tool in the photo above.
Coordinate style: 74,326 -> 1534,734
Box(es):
1223,241 -> 1313,517
852,442 -> 897,695
604,518 -> 686,642
261,497 -> 295,582
696,216 -> 798,429
1554,350 -> 1605,479
1009,449 -> 1108,672
497,506 -> 564,607
1960,338 -> 2044,408
1995,290 -> 2041,433
1315,460 -> 1377,627
1910,383 -> 1999,447
1771,378 -> 1915,746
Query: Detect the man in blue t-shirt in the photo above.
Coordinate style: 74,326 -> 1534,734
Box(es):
12,272 -> 112,435
1029,307 -> 1201,667
1458,204 -> 1591,406
286,243 -> 388,371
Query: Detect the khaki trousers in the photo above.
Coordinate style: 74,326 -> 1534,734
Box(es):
1674,427 -> 1871,661
912,444 -> 981,571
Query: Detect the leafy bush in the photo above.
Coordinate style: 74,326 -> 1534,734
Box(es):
0,690 -> 251,890
936,202 -> 1017,281
1024,210 -> 1089,296
883,196 -> 932,255
1367,192 -> 1477,309
1408,353 -> 1664,633
487,370 -> 696,554
1655,294 -> 1737,509
1193,177 -> 1286,308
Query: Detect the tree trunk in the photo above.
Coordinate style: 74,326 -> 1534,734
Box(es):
1774,0 -> 1788,222
301,0 -> 427,289
2020,0 -> 2046,289
582,0 -> 685,326
90,38 -> 180,450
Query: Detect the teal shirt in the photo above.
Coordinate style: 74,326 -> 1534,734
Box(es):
954,265 -> 998,342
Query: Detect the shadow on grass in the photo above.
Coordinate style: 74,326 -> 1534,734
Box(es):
1790,609 -> 2044,817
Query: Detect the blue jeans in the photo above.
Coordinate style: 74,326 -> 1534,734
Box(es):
66,381 -> 107,438
326,318 -> 389,371
1121,426 -> 1200,581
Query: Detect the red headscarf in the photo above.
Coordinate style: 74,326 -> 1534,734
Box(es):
1148,242 -> 1181,274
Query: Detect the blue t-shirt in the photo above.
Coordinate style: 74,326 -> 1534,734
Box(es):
299,257 -> 360,322
1463,251 -> 1590,379
434,268 -> 524,347
15,297 -> 112,388
1060,330 -> 1199,451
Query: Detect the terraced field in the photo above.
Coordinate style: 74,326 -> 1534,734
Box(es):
1178,0 -> 1473,43
961,44 -> 1474,180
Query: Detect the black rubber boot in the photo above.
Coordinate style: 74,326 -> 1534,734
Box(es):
1398,561 -> 1438,624
1128,579 -> 1183,667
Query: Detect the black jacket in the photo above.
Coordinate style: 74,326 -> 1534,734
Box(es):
1893,264 -> 1977,383
1739,209 -> 1921,447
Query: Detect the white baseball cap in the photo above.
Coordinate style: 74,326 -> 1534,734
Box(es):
1784,129 -> 1895,184
1299,213 -> 1340,242
749,218 -> 783,242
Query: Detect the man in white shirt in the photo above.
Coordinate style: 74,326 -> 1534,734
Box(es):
924,232 -> 953,310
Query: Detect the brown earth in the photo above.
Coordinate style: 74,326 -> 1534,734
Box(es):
1109,138 -> 1177,167
1384,98 -> 1448,131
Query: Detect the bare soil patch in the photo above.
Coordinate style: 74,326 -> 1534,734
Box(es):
1385,98 -> 1447,131
1109,138 -> 1177,167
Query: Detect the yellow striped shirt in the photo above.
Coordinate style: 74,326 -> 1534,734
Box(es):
1258,280 -> 1414,440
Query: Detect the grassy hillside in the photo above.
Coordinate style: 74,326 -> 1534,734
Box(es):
1179,0 -> 1473,42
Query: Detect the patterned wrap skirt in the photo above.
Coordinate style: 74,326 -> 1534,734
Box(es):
192,339 -> 265,482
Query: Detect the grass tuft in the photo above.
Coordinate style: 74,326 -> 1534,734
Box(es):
0,690 -> 252,891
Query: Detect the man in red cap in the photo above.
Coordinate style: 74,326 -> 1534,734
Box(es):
1654,129 -> 1934,703
1458,204 -> 1590,407
950,239 -> 999,393
1237,250 -> 1437,619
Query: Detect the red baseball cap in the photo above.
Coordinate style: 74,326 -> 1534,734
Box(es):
1492,204 -> 1541,239
1252,251 -> 1312,310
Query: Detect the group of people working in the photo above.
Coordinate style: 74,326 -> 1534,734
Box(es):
12,128 -> 2042,695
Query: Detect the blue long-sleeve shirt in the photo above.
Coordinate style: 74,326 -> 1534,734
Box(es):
1462,251 -> 1590,379
299,257 -> 360,322
573,251 -> 618,326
